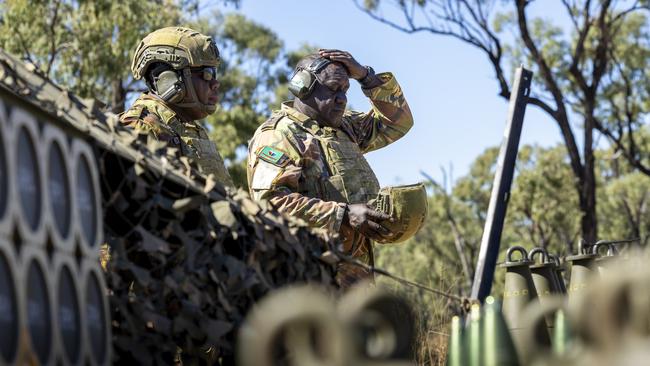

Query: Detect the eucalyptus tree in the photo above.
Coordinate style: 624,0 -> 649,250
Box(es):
355,0 -> 650,243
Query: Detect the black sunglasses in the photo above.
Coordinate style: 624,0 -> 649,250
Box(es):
191,66 -> 218,81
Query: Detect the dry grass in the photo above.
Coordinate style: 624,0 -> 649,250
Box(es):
416,325 -> 450,365
412,299 -> 454,366
377,277 -> 459,365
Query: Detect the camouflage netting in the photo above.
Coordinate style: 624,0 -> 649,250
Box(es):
0,48 -> 339,365
101,145 -> 338,364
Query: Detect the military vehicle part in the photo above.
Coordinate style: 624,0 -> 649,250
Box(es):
20,245 -> 55,365
0,238 -> 19,364
11,109 -> 46,245
337,283 -> 416,363
53,253 -> 83,365
71,139 -> 102,259
237,285 -> 347,366
471,66 -> 533,302
43,125 -> 74,253
370,182 -> 428,244
0,109 -> 11,237
81,259 -> 111,366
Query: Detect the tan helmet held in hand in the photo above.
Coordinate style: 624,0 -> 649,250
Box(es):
370,183 -> 428,244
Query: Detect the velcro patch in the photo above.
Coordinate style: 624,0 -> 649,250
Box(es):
251,160 -> 282,190
257,146 -> 289,167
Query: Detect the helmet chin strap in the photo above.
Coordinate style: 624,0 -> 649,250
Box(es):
174,68 -> 216,116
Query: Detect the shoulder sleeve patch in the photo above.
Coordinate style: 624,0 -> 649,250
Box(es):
256,146 -> 289,167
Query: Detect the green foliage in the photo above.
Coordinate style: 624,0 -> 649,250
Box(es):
0,1 -> 73,75
0,0 -> 185,111
507,145 -> 581,255
599,172 -> 650,242
596,128 -> 650,245
221,13 -> 282,61
491,3 -> 650,176
598,12 -> 650,151
207,12 -> 284,165
377,142 -> 645,292
454,147 -> 499,222
490,4 -> 650,122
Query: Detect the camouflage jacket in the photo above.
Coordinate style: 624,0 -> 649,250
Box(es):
247,73 -> 413,286
120,93 -> 234,187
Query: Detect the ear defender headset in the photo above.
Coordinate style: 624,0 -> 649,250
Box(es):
288,57 -> 333,99
152,67 -> 186,104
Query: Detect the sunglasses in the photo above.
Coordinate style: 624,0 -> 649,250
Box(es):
191,66 -> 218,81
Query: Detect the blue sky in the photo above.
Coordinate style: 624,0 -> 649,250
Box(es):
230,0 -> 567,186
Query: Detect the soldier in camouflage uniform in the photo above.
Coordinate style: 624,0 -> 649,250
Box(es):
247,49 -> 413,286
120,27 -> 233,187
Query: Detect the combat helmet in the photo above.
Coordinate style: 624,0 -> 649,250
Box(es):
370,183 -> 428,244
131,27 -> 220,113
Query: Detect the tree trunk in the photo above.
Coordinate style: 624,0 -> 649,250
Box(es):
579,178 -> 598,245
111,78 -> 125,114
581,113 -> 598,245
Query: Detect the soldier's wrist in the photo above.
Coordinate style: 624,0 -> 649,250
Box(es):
358,66 -> 382,89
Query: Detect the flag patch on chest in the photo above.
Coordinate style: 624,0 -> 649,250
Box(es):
257,146 -> 289,167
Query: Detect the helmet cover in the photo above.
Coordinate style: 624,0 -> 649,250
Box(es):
370,183 -> 428,244
131,26 -> 220,80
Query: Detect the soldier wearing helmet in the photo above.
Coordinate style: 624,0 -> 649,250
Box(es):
247,49 -> 415,287
120,26 -> 233,187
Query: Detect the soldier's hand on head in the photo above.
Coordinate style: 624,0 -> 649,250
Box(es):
344,203 -> 394,241
318,49 -> 367,80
